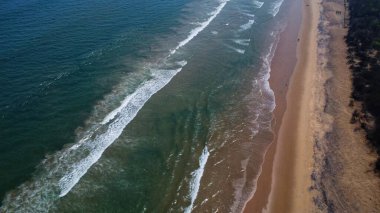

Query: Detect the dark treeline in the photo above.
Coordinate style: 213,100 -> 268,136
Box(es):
346,0 -> 380,172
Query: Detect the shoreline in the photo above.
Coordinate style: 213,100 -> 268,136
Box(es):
266,0 -> 319,210
244,0 -> 319,211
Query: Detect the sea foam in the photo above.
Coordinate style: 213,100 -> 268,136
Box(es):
184,147 -> 210,213
225,44 -> 246,54
239,32 -> 280,212
233,39 -> 250,46
253,0 -> 264,8
239,19 -> 255,32
268,0 -> 284,17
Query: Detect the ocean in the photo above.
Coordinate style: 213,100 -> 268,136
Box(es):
0,0 -> 289,211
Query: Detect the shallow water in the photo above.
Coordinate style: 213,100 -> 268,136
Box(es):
0,0 -> 289,211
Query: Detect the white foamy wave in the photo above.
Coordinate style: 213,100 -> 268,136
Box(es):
238,19 -> 255,32
101,94 -> 134,125
233,39 -> 250,46
258,34 -> 279,113
184,147 -> 210,213
59,63 -> 187,197
268,0 -> 284,17
100,61 -> 184,125
0,62 -> 187,212
170,0 -> 230,55
234,48 -> 245,54
239,32 -> 281,212
253,0 -> 264,8
243,13 -> 255,18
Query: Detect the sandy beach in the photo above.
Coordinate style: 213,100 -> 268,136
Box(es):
262,0 -> 320,211
244,0 -> 380,212
243,0 -> 318,211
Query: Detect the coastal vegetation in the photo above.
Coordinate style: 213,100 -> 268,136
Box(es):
346,0 -> 380,172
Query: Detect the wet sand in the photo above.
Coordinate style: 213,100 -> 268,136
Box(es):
243,0 -> 319,211
262,0 -> 320,211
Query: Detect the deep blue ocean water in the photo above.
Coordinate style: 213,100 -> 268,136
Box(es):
0,0 -> 290,211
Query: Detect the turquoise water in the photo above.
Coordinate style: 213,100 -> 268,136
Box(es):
0,0 -> 289,211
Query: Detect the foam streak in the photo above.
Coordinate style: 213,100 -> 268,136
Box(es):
239,19 -> 255,32
184,147 -> 210,213
253,0 -> 264,8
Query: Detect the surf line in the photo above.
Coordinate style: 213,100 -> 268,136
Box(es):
184,146 -> 210,213
169,0 -> 230,56
58,0 -> 230,198
269,0 -> 284,17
